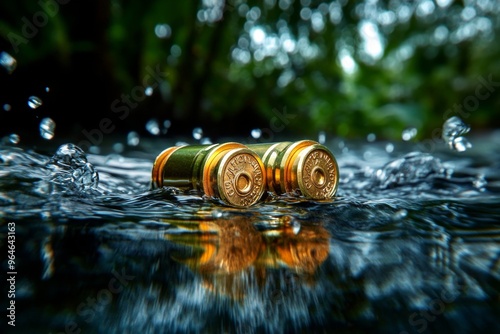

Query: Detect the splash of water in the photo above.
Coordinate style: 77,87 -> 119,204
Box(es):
442,116 -> 471,152
374,152 -> 445,189
46,144 -> 99,193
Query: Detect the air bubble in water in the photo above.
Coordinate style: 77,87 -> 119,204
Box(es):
251,128 -> 262,139
385,143 -> 394,153
146,119 -> 160,135
200,137 -> 212,144
145,86 -> 153,96
0,51 -> 17,74
127,131 -> 140,146
318,131 -> 326,144
402,127 -> 417,141
3,104 -> 11,111
39,118 -> 56,140
45,87 -> 50,92
9,134 -> 20,144
47,143 -> 99,193
192,127 -> 203,140
27,96 -> 43,109
367,133 -> 376,142
442,116 -> 471,151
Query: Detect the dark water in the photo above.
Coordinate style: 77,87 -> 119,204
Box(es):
1,133 -> 500,334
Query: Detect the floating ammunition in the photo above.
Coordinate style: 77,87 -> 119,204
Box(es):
249,140 -> 339,200
151,143 -> 266,207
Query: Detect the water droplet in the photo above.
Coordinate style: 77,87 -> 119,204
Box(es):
163,120 -> 171,129
442,116 -> 471,152
0,51 -> 17,74
45,87 -> 50,93
385,143 -> 394,153
251,128 -> 262,139
27,96 -> 43,109
192,127 -> 203,140
154,23 -> 172,39
363,150 -> 373,160
146,119 -> 160,135
402,127 -> 418,141
127,131 -> 140,146
9,134 -> 20,144
200,137 -> 212,144
451,136 -> 472,152
113,143 -> 124,153
39,117 -> 56,140
3,104 -> 11,111
175,141 -> 189,146
89,146 -> 101,154
171,44 -> 182,57
367,133 -> 376,142
145,86 -> 153,96
318,131 -> 326,144
47,144 -> 99,193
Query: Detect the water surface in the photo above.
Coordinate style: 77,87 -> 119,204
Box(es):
1,134 -> 500,333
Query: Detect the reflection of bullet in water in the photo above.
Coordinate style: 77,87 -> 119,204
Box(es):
151,143 -> 266,207
167,216 -> 265,300
249,140 -> 339,199
167,215 -> 331,301
275,221 -> 330,274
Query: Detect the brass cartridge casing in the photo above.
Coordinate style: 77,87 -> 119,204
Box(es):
249,140 -> 339,200
151,143 -> 266,207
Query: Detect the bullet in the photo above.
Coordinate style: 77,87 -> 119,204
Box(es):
151,142 -> 266,207
249,140 -> 339,200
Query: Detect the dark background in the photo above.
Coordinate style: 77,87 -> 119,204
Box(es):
1,0 -> 499,147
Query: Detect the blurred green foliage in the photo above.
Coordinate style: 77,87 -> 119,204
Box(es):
1,0 -> 500,141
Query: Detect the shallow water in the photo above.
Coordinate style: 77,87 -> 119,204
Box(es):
1,133 -> 500,333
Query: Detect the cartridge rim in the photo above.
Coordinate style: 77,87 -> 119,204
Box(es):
216,148 -> 265,208
279,140 -> 318,194
295,144 -> 339,199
